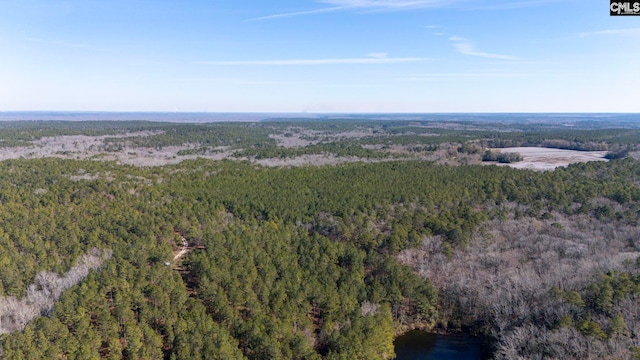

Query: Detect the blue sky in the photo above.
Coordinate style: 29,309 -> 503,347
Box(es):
1,0 -> 638,112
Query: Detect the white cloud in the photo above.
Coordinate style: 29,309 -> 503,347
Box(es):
237,80 -> 307,85
320,0 -> 448,9
468,0 -> 566,10
577,28 -> 640,37
246,6 -> 348,21
248,0 -> 449,21
449,36 -> 516,60
248,0 -> 561,21
198,54 -> 428,66
177,77 -> 307,85
395,72 -> 535,81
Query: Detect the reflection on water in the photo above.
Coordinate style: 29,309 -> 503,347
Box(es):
394,330 -> 486,360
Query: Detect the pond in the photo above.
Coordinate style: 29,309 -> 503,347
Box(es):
394,330 -> 489,360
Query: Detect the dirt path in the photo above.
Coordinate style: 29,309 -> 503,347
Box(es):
173,236 -> 189,262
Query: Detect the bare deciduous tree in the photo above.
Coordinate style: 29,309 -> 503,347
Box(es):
399,212 -> 640,358
0,248 -> 111,334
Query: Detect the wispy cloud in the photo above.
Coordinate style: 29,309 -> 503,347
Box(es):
577,28 -> 640,37
449,36 -> 516,60
321,0 -> 449,9
248,0 -> 449,21
177,77 -> 244,82
246,6 -> 348,22
177,77 -> 307,86
248,0 -> 560,21
468,0 -> 565,10
238,80 -> 308,85
198,54 -> 428,66
482,60 -> 562,66
395,72 -> 535,81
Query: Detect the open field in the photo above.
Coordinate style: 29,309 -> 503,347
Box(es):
491,147 -> 609,170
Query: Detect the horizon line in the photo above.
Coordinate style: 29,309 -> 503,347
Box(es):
1,111 -> 638,115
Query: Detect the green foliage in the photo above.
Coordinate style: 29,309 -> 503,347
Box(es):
234,142 -> 392,159
558,315 -> 574,328
481,150 -> 522,163
562,290 -> 585,308
557,271 -> 640,340
1,120 -> 640,358
609,313 -> 627,337
0,158 -> 446,359
577,319 -> 607,340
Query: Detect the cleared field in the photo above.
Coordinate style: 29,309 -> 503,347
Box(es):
492,147 -> 608,170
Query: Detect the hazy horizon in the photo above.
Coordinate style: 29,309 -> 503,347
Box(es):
1,111 -> 639,124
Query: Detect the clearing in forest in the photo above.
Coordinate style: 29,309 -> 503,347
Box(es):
491,147 -> 608,170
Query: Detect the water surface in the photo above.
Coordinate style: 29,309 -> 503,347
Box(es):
394,330 -> 486,360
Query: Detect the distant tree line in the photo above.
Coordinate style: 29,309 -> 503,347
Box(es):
481,150 -> 523,163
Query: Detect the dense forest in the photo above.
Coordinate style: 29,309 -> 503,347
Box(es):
0,118 -> 639,359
